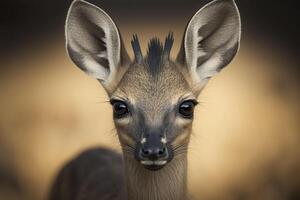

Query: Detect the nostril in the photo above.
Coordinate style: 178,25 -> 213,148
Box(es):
142,148 -> 151,156
158,149 -> 164,155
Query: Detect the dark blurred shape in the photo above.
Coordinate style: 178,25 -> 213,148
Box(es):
49,147 -> 124,200
0,167 -> 21,200
0,141 -> 21,200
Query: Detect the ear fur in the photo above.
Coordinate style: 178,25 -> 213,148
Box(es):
177,0 -> 241,90
65,0 -> 130,92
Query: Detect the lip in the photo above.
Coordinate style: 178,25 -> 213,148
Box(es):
140,160 -> 167,171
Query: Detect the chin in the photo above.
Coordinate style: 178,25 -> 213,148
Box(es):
144,164 -> 165,171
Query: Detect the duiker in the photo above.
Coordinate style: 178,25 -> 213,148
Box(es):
49,0 -> 241,199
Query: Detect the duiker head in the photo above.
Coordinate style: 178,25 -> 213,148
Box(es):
65,0 -> 241,171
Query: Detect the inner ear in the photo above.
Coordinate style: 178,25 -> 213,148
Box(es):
65,0 -> 130,93
177,0 -> 241,89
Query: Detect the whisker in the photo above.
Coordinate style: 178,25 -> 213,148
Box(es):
108,127 -> 118,138
122,150 -> 134,154
172,143 -> 189,151
95,100 -> 110,104
121,143 -> 136,154
174,149 -> 189,155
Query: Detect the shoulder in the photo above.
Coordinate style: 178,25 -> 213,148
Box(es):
49,147 -> 125,200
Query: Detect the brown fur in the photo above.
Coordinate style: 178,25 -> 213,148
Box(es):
113,61 -> 194,200
50,0 -> 241,199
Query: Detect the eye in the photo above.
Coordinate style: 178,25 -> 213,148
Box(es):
111,100 -> 129,118
178,100 -> 197,118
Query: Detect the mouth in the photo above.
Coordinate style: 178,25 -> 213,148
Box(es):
140,160 -> 167,171
134,138 -> 174,171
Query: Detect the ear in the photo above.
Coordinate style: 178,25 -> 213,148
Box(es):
65,0 -> 130,93
177,0 -> 241,90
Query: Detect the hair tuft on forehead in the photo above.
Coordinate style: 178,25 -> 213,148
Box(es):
131,34 -> 143,64
130,32 -> 174,75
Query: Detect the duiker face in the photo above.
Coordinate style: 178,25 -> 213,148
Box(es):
65,0 -> 241,170
111,39 -> 197,170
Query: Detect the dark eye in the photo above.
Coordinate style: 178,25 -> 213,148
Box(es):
111,100 -> 129,118
179,100 -> 196,118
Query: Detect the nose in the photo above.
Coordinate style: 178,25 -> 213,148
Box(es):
135,131 -> 174,170
141,146 -> 167,161
138,132 -> 168,161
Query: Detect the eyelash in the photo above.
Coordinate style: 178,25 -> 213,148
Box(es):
180,99 -> 199,106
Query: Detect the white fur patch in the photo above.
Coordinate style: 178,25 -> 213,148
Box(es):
82,56 -> 109,80
196,54 -> 222,80
141,138 -> 147,144
154,160 -> 167,165
141,160 -> 154,165
140,160 -> 167,166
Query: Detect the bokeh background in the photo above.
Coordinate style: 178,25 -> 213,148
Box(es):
1,0 -> 300,199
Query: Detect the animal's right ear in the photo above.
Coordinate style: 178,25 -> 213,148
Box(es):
65,0 -> 130,93
177,0 -> 241,93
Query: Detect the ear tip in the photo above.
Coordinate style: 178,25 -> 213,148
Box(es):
210,0 -> 238,7
216,0 -> 241,19
201,0 -> 240,17
69,0 -> 94,10
216,0 -> 236,3
68,0 -> 84,13
71,0 -> 89,5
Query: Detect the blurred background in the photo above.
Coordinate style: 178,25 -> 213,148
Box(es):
1,0 -> 300,199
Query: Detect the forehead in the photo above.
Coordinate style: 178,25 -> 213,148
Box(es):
114,61 -> 191,106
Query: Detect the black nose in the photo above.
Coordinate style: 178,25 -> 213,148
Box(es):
141,146 -> 167,160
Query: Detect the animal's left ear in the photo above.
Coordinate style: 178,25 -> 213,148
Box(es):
177,0 -> 241,90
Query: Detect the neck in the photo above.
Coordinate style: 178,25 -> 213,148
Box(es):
122,154 -> 188,200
